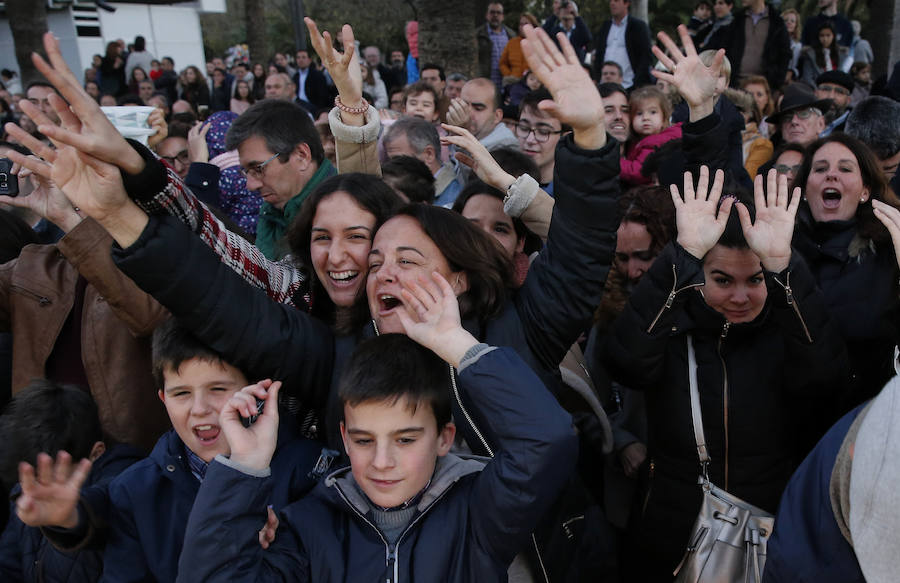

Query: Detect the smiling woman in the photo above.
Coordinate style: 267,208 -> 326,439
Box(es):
791,133 -> 900,409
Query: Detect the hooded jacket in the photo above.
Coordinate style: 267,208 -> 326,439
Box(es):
176,347 -> 577,582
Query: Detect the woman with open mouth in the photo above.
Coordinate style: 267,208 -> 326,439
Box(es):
791,133 -> 900,412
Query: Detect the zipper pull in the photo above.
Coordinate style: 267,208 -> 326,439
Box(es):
784,284 -> 794,305
665,289 -> 677,308
386,548 -> 396,583
720,322 -> 730,339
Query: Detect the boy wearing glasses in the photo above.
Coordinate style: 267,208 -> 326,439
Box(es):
515,88 -> 569,195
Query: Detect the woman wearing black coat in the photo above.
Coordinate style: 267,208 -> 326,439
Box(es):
601,166 -> 847,579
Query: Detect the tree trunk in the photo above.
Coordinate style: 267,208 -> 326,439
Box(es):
246,0 -> 269,64
632,0 -> 649,25
5,0 -> 49,87
414,0 -> 478,78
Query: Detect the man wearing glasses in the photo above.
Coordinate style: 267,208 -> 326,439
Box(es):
815,71 -> 855,136
515,88 -> 568,195
764,84 -> 831,147
227,100 -> 335,259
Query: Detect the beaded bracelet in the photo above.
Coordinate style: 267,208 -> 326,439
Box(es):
334,95 -> 369,115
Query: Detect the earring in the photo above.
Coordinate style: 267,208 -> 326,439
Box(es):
861,197 -> 868,203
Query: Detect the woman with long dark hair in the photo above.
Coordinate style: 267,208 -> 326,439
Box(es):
800,22 -> 849,86
178,65 -> 210,111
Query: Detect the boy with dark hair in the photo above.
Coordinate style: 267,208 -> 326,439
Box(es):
177,273 -> 577,581
0,380 -> 143,582
14,319 -> 324,583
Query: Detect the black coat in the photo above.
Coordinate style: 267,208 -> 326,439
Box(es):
601,243 -> 847,576
548,19 -> 593,63
705,3 -> 792,91
792,209 -> 900,410
593,16 -> 653,88
292,67 -> 333,114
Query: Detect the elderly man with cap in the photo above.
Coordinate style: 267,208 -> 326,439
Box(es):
762,372 -> 900,583
765,83 -> 832,146
815,70 -> 855,135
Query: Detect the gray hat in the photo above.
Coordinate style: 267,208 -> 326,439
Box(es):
850,373 -> 900,581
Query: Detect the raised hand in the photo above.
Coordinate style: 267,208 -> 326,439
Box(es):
445,98 -> 472,128
219,379 -> 282,471
396,271 -> 479,368
651,25 -> 724,121
519,25 -> 605,149
17,33 -> 145,175
736,169 -> 800,273
873,200 -> 900,270
146,108 -> 168,149
304,18 -> 364,122
16,451 -> 92,529
187,121 -> 210,164
672,166 -> 733,260
0,159 -> 83,232
441,124 -> 515,190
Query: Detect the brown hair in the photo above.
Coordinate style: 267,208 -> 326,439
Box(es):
628,86 -> 672,129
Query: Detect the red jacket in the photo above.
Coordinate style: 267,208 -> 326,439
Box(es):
620,123 -> 683,185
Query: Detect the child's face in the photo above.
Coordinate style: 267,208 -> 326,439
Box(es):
632,99 -> 666,137
404,91 -> 438,122
158,358 -> 248,463
341,397 -> 455,508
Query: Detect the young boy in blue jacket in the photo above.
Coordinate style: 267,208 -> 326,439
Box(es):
176,272 -> 578,582
0,380 -> 143,582
13,319 -> 324,582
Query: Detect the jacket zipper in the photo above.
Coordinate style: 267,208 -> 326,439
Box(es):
646,265 -> 703,334
773,272 -> 813,343
10,285 -> 51,306
717,323 -> 730,490
449,365 -> 494,457
532,533 -> 550,583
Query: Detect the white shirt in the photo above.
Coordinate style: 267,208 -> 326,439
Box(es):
296,67 -> 309,102
604,15 -> 635,88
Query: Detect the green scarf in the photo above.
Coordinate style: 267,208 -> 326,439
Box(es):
255,159 -> 336,260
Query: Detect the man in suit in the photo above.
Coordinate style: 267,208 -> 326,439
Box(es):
593,0 -> 653,89
291,50 -> 332,115
548,1 -> 592,64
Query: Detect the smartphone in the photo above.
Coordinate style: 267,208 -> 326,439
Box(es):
197,104 -> 210,122
241,397 -> 265,427
0,158 -> 18,197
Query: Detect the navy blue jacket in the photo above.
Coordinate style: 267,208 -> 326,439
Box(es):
176,347 -> 577,582
0,444 -> 142,583
45,417 -> 321,583
762,405 -> 867,582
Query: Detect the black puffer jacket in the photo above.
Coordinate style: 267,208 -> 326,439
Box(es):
792,209 -> 900,410
601,242 -> 847,575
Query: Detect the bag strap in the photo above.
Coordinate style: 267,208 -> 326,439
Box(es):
686,335 -> 710,467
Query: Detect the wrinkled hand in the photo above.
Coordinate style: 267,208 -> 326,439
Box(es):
258,506 -> 279,550
220,380 -> 282,471
15,33 -> 145,175
305,18 -> 362,112
441,124 -> 514,189
0,159 -> 82,232
16,452 -> 91,529
146,108 -> 168,149
446,98 -> 471,128
396,272 -> 479,368
736,169 -> 799,272
651,25 -> 724,121
619,442 -> 647,478
188,121 -> 210,164
873,199 -> 900,270
672,166 -> 733,259
520,25 -> 605,148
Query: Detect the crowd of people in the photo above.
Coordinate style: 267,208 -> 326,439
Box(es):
0,0 -> 900,581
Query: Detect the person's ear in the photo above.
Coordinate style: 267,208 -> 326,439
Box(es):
158,390 -> 165,404
293,142 -> 313,170
451,271 -> 469,295
422,144 -> 437,165
340,420 -> 351,452
860,188 -> 870,203
436,422 -> 456,456
493,107 -> 503,125
89,441 -> 106,462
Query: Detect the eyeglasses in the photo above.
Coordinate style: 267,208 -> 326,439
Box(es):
514,122 -> 563,143
789,107 -> 821,121
161,149 -> 189,167
774,164 -> 801,176
817,84 -> 851,96
240,152 -> 280,179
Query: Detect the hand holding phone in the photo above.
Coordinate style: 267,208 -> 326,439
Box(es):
0,158 -> 19,197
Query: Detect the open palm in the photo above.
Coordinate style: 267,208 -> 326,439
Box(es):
737,170 -> 799,272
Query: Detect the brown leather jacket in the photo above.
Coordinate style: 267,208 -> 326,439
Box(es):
0,218 -> 170,452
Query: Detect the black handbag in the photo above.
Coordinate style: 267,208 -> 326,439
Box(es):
672,336 -> 774,583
